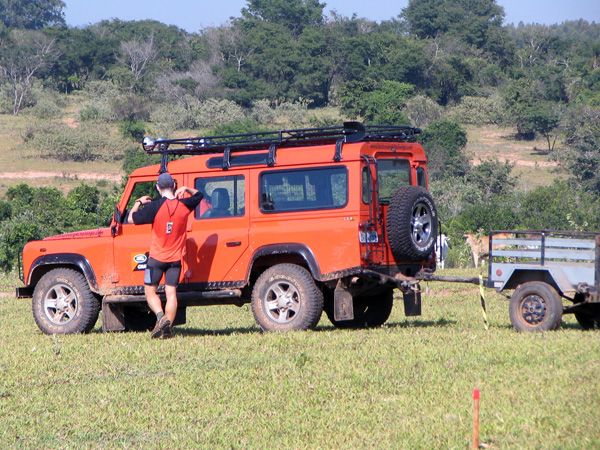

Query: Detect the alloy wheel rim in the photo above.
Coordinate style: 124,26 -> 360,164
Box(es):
264,281 -> 300,324
44,283 -> 78,325
411,202 -> 432,248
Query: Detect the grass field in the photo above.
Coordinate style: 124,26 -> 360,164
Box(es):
1,269 -> 598,449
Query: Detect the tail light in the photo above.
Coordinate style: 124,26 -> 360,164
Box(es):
359,222 -> 379,243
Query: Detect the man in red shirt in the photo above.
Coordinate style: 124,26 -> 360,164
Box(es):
128,173 -> 203,338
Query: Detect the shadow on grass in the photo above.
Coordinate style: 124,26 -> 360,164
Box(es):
175,325 -> 259,337
172,318 -> 459,336
316,317 -> 458,331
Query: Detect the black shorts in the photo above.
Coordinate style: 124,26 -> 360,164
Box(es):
144,257 -> 181,287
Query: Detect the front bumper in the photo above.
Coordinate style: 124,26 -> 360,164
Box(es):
16,286 -> 33,298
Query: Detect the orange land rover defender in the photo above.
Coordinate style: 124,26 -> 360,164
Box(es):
17,123 -> 438,334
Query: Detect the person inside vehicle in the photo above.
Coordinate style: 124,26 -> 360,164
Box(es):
127,172 -> 203,338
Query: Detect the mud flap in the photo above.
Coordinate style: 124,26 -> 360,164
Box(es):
403,289 -> 422,316
102,302 -> 126,332
334,281 -> 354,321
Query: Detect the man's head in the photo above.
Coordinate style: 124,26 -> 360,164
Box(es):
157,172 -> 176,195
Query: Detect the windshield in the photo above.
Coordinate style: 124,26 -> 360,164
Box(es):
377,159 -> 411,202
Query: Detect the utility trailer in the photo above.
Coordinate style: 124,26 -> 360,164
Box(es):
487,230 -> 600,331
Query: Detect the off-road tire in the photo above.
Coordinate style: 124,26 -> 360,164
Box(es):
251,264 -> 323,331
387,186 -> 438,261
324,287 -> 394,328
509,282 -> 563,332
32,268 -> 100,335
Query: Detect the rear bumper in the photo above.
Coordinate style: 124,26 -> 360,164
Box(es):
16,287 -> 33,298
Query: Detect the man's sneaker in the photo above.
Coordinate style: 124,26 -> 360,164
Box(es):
161,324 -> 173,339
150,316 -> 172,339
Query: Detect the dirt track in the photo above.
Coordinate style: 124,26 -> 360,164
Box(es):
0,171 -> 121,182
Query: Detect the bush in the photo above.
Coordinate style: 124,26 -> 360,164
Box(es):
78,80 -> 122,123
27,88 -> 64,119
403,95 -> 443,128
119,120 -> 146,141
210,119 -> 270,136
251,99 -> 277,124
446,95 -> 506,125
0,211 -> 42,272
149,101 -> 198,135
123,146 -> 161,176
194,98 -> 246,128
27,122 -> 127,162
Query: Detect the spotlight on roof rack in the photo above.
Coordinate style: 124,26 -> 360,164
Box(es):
157,138 -> 169,151
142,136 -> 155,152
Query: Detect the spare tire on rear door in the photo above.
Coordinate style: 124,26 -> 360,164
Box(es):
386,186 -> 438,261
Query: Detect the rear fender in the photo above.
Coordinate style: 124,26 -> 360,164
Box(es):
247,244 -> 321,282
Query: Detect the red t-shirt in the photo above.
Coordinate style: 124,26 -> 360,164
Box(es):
132,192 -> 203,262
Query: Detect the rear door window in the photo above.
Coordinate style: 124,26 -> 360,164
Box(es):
377,159 -> 411,202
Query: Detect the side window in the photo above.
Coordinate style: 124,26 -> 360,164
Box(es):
362,167 -> 371,204
126,181 -> 157,210
416,167 -> 427,187
260,166 -> 348,213
194,175 -> 245,219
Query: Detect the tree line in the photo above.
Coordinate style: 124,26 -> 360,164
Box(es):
0,0 -> 598,269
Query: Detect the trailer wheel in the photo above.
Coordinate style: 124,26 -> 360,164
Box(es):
509,282 -> 562,332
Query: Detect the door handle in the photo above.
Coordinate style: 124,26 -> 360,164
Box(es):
226,241 -> 242,247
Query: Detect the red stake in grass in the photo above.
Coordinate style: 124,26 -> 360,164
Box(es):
472,388 -> 480,449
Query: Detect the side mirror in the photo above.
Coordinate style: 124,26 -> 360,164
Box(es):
113,205 -> 122,224
111,205 -> 122,237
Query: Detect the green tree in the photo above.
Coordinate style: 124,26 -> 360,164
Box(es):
560,106 -> 600,194
241,0 -> 325,37
339,80 -> 414,125
402,0 -> 507,55
0,0 -> 65,29
0,29 -> 57,114
419,119 -> 469,180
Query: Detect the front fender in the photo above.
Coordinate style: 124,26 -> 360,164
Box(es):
27,253 -> 99,293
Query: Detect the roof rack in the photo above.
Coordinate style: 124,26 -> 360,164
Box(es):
141,122 -> 421,173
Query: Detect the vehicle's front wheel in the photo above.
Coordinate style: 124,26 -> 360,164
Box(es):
509,282 -> 562,332
325,288 -> 394,328
251,264 -> 323,331
32,268 -> 100,334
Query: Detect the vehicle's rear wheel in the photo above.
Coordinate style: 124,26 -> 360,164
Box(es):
251,264 -> 323,331
387,186 -> 438,261
32,268 -> 100,335
325,288 -> 394,328
509,282 -> 562,332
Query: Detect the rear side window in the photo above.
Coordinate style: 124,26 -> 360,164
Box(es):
378,159 -> 410,201
194,175 -> 245,219
260,167 -> 347,213
417,167 -> 427,187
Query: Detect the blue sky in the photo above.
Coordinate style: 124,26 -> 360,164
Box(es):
64,0 -> 600,32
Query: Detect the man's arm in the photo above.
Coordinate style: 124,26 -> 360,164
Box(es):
127,196 -> 153,224
176,186 -> 203,210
